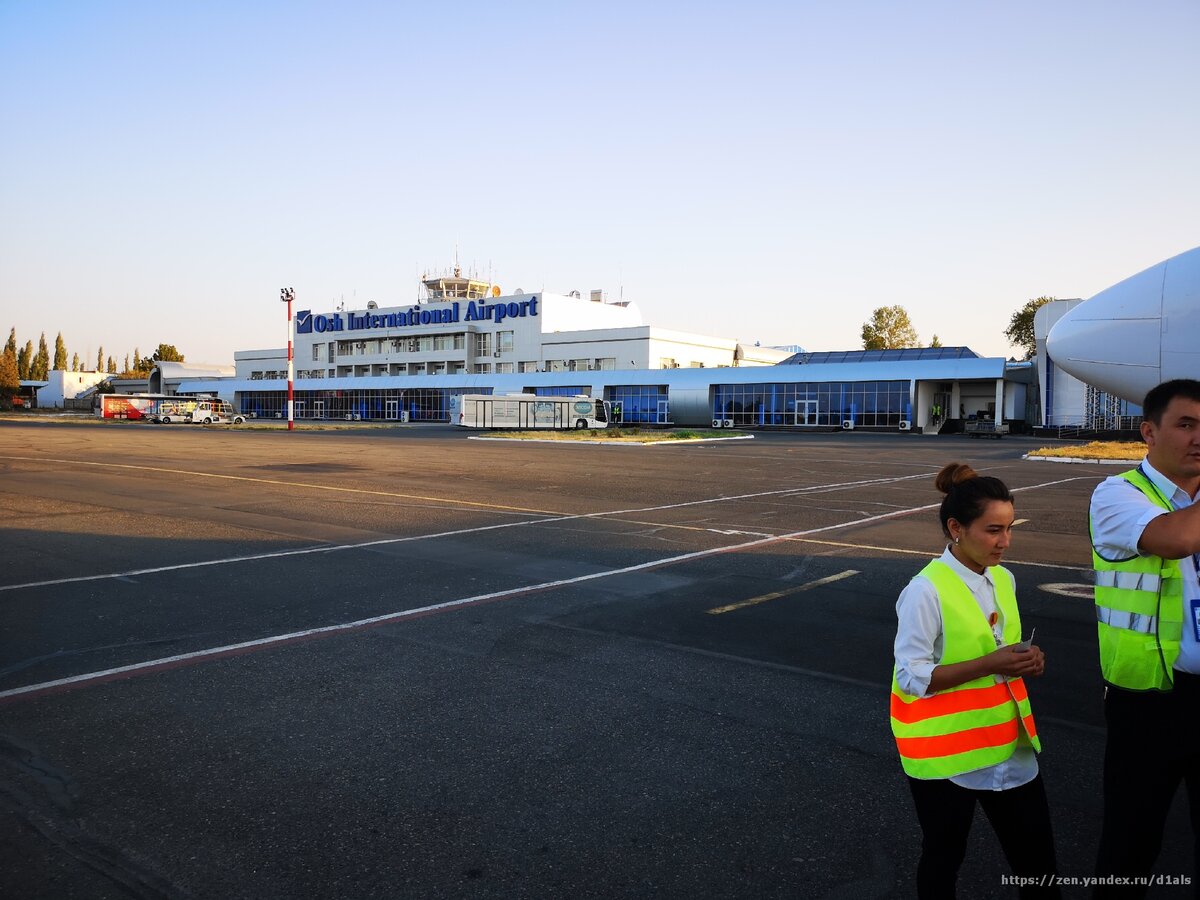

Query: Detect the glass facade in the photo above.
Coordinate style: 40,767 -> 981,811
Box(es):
713,380 -> 911,427
238,387 -> 492,422
532,385 -> 588,397
605,385 -> 669,424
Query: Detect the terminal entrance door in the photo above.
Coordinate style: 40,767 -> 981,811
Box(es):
313,400 -> 325,419
793,400 -> 818,425
656,400 -> 669,424
385,400 -> 398,420
295,401 -> 306,419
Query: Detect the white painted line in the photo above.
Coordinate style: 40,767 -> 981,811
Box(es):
0,470 -> 937,594
0,475 -> 1092,702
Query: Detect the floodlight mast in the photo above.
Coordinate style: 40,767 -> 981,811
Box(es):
280,287 -> 295,431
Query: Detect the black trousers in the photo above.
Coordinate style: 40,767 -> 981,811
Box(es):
907,772 -> 1059,899
1095,673 -> 1200,898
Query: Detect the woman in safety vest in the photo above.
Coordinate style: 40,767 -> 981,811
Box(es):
891,463 -> 1058,897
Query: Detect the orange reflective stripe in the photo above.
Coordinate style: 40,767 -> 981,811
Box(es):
894,719 -> 1018,760
1008,677 -> 1028,702
1021,713 -> 1038,739
890,682 -> 1012,725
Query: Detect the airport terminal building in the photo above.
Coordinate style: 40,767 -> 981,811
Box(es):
155,270 -> 1029,431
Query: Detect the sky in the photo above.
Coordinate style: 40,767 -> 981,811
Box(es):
2,0 -> 1198,367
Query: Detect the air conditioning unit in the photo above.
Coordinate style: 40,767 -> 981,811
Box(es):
493,351 -> 501,357
353,413 -> 361,421
722,419 -> 734,428
842,420 -> 855,430
899,420 -> 912,431
344,414 -> 353,420
712,419 -> 723,428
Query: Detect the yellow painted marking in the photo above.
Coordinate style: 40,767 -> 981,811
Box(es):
706,569 -> 859,615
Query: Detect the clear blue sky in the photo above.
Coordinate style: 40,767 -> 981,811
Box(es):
2,1 -> 1197,366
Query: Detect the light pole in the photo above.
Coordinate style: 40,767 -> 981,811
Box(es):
280,287 -> 295,431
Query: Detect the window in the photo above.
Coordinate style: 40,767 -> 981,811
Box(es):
498,331 -> 514,353
660,358 -> 677,369
312,344 -> 322,362
519,361 -> 538,373
476,333 -> 493,356
496,362 -> 514,374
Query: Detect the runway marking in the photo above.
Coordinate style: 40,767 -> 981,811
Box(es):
706,570 -> 860,615
0,474 -> 1091,704
1039,582 -> 1094,599
0,454 -> 562,516
783,538 -> 1092,573
0,469 -> 936,594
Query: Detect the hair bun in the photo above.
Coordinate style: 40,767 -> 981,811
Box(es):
935,462 -> 978,494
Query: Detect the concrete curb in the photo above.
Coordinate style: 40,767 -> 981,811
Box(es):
1022,453 -> 1139,465
468,434 -> 757,447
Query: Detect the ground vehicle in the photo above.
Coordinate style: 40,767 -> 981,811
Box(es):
97,394 -> 178,421
96,394 -> 245,424
964,419 -> 1009,438
181,399 -> 246,425
450,394 -> 611,429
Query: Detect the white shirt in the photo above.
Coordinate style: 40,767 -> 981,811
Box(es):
893,547 -> 1039,790
1090,456 -> 1200,674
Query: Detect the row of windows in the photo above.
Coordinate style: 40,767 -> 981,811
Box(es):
713,381 -> 911,427
233,380 -> 915,426
320,331 -> 516,360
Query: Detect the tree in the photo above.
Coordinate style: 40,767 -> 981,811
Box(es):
31,333 -> 50,380
17,340 -> 32,380
0,343 -> 18,410
930,334 -> 943,348
1004,296 -> 1055,360
4,328 -> 15,359
123,354 -> 130,373
106,356 -> 116,374
96,347 -> 104,372
71,352 -> 80,372
150,344 -> 185,363
133,348 -> 142,371
862,305 -> 920,350
53,332 -> 68,371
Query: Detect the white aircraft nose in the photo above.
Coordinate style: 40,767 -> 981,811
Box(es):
1046,246 -> 1200,405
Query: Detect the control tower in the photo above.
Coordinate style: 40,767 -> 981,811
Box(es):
421,265 -> 496,302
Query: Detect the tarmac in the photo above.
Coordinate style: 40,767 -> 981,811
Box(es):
0,420 -> 1190,898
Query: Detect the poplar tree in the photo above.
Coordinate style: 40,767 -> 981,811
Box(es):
32,333 -> 50,380
53,332 -> 68,370
96,347 -> 104,372
71,352 -> 80,372
133,348 -> 141,371
0,342 -> 18,409
123,354 -> 130,373
107,356 -> 116,374
18,340 -> 32,380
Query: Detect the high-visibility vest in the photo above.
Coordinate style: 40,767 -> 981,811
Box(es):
891,560 -> 1041,779
1091,468 -> 1183,692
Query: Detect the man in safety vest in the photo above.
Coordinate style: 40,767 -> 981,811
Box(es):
1090,378 -> 1200,893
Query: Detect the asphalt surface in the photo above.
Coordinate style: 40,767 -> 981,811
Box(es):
0,418 -> 1191,898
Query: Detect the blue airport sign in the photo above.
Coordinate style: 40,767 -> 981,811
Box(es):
294,297 -> 539,335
